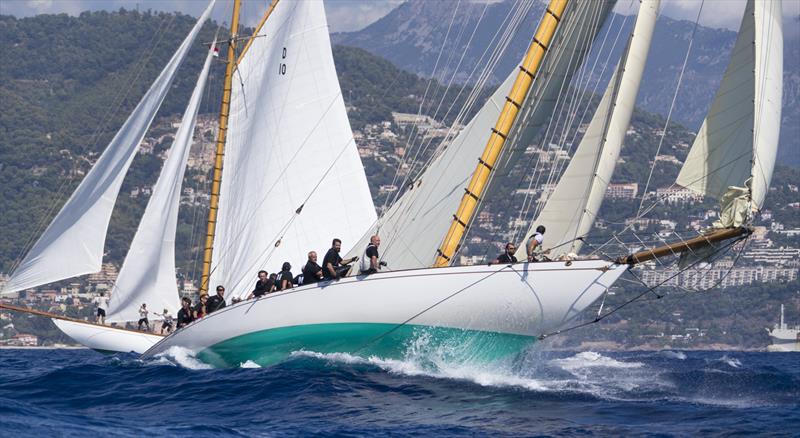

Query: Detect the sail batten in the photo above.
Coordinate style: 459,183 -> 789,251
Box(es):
2,1 -> 216,295
106,44 -> 216,323
521,0 -> 659,259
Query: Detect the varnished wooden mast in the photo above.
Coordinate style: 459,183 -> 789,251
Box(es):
200,0 -> 242,296
434,0 -> 569,267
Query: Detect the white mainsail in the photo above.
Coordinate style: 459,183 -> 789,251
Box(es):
210,0 -> 376,299
2,0 -> 215,294
521,0 -> 659,259
106,45 -> 216,323
676,0 -> 783,219
347,1 -> 616,270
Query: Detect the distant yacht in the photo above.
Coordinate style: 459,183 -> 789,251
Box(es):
767,304 -> 799,352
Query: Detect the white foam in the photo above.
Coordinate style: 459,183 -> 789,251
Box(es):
239,360 -> 262,369
153,346 -> 213,370
718,355 -> 742,369
550,351 -> 644,372
660,350 -> 687,360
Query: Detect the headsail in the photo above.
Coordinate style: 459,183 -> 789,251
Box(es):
521,0 -> 659,259
210,0 -> 376,299
2,1 -> 215,294
347,1 -> 616,270
106,44 -> 216,323
676,0 -> 782,223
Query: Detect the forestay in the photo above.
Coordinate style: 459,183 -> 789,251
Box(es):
347,1 -> 616,270
676,0 -> 782,216
107,45 -> 216,323
210,0 -> 376,300
1,1 -> 215,294
520,0 -> 659,259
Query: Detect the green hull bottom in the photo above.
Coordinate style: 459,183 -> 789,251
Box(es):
196,323 -> 536,368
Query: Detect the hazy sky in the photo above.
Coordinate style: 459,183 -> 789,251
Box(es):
0,0 -> 798,33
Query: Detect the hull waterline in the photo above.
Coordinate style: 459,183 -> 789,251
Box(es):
143,261 -> 628,367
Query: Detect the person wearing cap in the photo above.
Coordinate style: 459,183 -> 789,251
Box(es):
526,225 -> 550,262
277,262 -> 294,291
154,308 -> 173,334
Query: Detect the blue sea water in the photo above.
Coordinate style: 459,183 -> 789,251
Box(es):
0,347 -> 797,437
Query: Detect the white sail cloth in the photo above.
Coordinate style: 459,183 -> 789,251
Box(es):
1,0 -> 215,294
106,45 -> 215,323
347,1 -> 615,270
210,0 -> 376,300
676,0 -> 782,213
521,0 -> 659,259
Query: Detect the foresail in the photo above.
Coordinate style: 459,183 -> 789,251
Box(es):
676,0 -> 782,214
106,45 -> 215,323
347,1 -> 616,270
1,1 -> 215,295
521,0 -> 659,259
210,0 -> 376,300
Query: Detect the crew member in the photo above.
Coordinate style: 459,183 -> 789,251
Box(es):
302,251 -> 324,285
492,242 -> 518,265
176,297 -> 195,329
323,238 -> 358,280
277,262 -> 294,291
137,303 -> 150,331
248,270 -> 274,299
526,225 -> 549,262
95,292 -> 109,325
360,235 -> 385,275
207,285 -> 227,314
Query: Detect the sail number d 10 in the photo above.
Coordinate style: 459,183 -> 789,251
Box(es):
279,47 -> 287,75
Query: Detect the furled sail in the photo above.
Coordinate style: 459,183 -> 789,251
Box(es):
676,0 -> 782,221
520,0 -> 659,259
1,1 -> 215,294
210,0 -> 376,299
106,45 -> 216,323
347,1 -> 616,270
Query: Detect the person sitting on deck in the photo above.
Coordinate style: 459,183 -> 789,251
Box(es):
277,262 -> 294,291
323,238 -> 358,280
137,303 -> 150,331
360,235 -> 386,275
526,225 -> 550,262
194,295 -> 208,319
302,251 -> 324,285
248,270 -> 274,299
206,285 -> 227,314
491,242 -> 518,265
176,297 -> 195,329
94,292 -> 109,325
154,308 -> 173,334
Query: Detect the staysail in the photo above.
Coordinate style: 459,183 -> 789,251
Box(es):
348,0 -> 616,270
106,45 -> 216,323
676,0 -> 782,223
210,0 -> 376,299
2,1 -> 215,294
520,0 -> 659,259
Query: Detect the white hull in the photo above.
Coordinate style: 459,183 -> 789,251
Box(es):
52,319 -> 164,354
143,261 -> 628,366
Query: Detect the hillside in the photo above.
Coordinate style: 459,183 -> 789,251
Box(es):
333,0 -> 800,168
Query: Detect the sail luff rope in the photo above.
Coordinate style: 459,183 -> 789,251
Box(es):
637,0 -> 704,215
